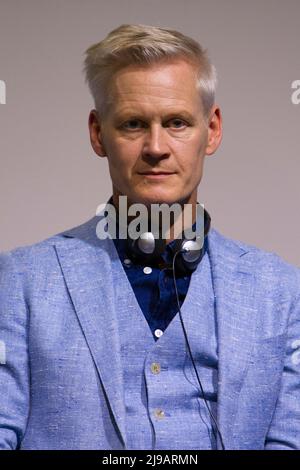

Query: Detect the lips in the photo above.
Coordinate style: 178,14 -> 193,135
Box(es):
138,172 -> 175,180
139,171 -> 175,175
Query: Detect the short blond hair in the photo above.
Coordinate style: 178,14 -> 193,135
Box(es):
83,23 -> 217,119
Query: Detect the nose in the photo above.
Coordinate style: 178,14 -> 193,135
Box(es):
142,124 -> 170,160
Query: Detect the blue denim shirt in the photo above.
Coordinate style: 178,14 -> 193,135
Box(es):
112,224 -> 200,341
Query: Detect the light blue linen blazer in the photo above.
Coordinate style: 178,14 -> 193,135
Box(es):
0,215 -> 299,450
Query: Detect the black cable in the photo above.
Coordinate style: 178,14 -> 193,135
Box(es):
172,249 -> 226,451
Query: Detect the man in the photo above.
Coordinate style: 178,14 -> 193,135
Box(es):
0,24 -> 299,450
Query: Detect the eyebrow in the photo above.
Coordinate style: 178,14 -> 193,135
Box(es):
114,110 -> 197,122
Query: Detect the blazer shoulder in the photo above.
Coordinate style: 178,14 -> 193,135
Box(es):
209,227 -> 300,294
0,216 -> 98,269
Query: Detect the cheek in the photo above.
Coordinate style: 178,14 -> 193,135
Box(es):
177,129 -> 207,153
193,132 -> 208,154
107,141 -> 140,175
177,139 -> 206,168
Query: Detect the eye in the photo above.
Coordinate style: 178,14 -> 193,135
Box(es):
167,118 -> 187,129
121,119 -> 144,130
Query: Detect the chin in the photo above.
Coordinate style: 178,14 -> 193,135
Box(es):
132,191 -> 183,207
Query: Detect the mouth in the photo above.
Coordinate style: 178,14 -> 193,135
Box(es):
138,171 -> 176,179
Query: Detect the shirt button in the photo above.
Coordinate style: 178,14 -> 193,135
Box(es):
154,329 -> 163,338
150,362 -> 161,374
154,409 -> 165,419
123,258 -> 132,266
143,266 -> 152,274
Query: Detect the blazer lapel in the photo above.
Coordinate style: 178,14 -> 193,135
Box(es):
208,229 -> 258,449
54,217 -> 127,448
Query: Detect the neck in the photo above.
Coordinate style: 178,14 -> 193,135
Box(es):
111,194 -> 199,244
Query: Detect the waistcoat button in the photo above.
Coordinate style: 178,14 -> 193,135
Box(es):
150,362 -> 161,374
154,409 -> 165,419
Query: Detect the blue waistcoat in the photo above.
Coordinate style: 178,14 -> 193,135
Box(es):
112,244 -> 218,449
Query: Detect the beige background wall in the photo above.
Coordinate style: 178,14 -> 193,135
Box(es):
0,0 -> 299,266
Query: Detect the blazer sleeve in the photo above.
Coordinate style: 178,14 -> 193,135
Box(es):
264,275 -> 300,450
0,251 -> 30,449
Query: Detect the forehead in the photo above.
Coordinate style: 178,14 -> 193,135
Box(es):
106,59 -> 201,114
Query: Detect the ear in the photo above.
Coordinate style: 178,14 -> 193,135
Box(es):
205,105 -> 223,156
88,109 -> 107,158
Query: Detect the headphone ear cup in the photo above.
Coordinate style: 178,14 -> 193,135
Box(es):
137,232 -> 156,254
127,234 -> 165,264
181,239 -> 202,263
173,240 -> 204,276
